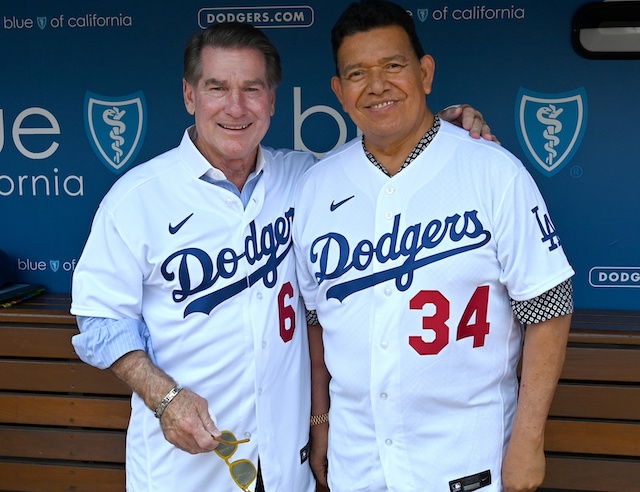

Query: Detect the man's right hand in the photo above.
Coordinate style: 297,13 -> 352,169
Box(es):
110,350 -> 221,454
158,387 -> 221,454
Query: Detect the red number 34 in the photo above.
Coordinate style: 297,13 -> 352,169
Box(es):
408,286 -> 490,355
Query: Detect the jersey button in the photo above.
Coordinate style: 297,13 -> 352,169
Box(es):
244,432 -> 252,439
257,292 -> 263,300
384,288 -> 392,296
380,393 -> 388,400
385,186 -> 395,195
262,341 -> 267,349
385,439 -> 393,446
385,212 -> 393,220
380,341 -> 389,350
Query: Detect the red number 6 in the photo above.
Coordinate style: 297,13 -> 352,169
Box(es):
278,282 -> 296,343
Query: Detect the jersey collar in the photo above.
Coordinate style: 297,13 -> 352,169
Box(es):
179,125 -> 266,181
363,116 -> 441,177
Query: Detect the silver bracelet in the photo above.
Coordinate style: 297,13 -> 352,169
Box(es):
154,385 -> 183,419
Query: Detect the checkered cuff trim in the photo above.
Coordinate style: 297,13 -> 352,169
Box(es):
306,309 -> 319,325
511,278 -> 574,325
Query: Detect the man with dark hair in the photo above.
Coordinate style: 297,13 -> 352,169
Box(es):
294,2 -> 574,491
71,20 -> 494,492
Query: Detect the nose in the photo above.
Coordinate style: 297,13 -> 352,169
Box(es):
225,89 -> 247,117
367,67 -> 387,94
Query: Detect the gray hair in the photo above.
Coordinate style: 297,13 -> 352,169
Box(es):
183,22 -> 282,89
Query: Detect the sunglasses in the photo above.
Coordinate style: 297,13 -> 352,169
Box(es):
212,430 -> 257,491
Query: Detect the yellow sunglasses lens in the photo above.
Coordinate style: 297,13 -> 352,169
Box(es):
230,459 -> 257,488
214,441 -> 236,458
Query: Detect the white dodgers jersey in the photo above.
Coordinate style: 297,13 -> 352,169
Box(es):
293,121 -> 574,492
72,130 -> 315,492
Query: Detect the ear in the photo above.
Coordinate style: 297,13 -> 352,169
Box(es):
270,90 -> 277,117
331,75 -> 345,108
419,55 -> 435,96
183,79 -> 195,115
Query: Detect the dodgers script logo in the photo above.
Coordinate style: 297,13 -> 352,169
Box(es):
515,88 -> 588,177
161,209 -> 295,317
84,91 -> 147,174
311,211 -> 491,302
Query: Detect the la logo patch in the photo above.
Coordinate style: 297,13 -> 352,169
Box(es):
84,91 -> 147,174
532,206 -> 561,251
515,88 -> 588,177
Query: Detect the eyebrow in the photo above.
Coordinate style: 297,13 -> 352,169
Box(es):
341,54 -> 410,74
203,77 -> 267,88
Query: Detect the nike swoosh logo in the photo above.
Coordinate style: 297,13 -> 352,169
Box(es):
330,195 -> 355,211
168,213 -> 194,234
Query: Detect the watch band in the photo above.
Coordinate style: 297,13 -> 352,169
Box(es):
310,412 -> 329,426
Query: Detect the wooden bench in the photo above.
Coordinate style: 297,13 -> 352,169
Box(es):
540,310 -> 640,491
0,294 -> 130,492
1,295 -> 638,491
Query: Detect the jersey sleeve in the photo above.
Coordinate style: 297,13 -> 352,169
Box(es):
71,203 -> 145,320
495,168 -> 574,301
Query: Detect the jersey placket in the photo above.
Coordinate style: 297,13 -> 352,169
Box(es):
369,178 -> 416,490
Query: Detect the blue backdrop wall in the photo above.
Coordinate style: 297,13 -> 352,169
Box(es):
1,0 -> 638,311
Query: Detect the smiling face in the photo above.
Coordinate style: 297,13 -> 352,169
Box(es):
183,46 -> 276,172
331,25 -> 435,158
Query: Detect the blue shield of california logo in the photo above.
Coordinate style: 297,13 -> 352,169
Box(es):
515,88 -> 588,177
84,91 -> 147,174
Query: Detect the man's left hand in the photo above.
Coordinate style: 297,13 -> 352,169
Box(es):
438,104 -> 500,144
501,435 -> 545,492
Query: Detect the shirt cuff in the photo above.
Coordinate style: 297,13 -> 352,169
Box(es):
72,316 -> 153,369
510,278 -> 574,325
306,309 -> 319,325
